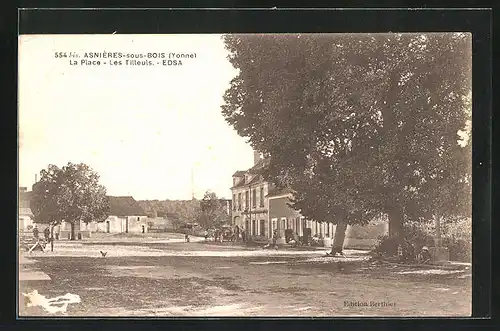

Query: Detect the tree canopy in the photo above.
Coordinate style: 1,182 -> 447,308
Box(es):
222,33 -> 472,244
31,163 -> 109,226
198,190 -> 230,230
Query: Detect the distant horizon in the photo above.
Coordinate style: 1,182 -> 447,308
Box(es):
18,34 -> 255,200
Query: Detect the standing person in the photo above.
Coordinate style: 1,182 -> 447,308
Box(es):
241,230 -> 246,243
32,225 -> 39,240
234,226 -> 239,242
272,229 -> 278,248
204,229 -> 208,241
44,227 -> 50,242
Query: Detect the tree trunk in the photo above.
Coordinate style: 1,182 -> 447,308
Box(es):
331,220 -> 348,255
70,221 -> 75,240
387,207 -> 404,245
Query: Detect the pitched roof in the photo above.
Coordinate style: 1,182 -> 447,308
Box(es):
232,171 -> 246,177
247,174 -> 264,186
247,157 -> 270,174
108,196 -> 146,216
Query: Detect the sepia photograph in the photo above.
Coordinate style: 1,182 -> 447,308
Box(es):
18,33 -> 472,317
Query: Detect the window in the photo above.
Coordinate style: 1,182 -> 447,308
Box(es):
260,187 -> 264,207
252,220 -> 256,236
326,223 -> 330,237
252,189 -> 256,208
233,194 -> 236,211
245,191 -> 249,209
238,193 -> 242,211
260,220 -> 265,236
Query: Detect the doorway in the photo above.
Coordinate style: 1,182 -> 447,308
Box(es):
106,221 -> 110,233
141,225 -> 145,233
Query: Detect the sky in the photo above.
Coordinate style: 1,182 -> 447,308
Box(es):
18,34 -> 254,200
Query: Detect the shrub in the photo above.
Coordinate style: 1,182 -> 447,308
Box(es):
442,217 -> 471,262
373,221 -> 434,261
443,237 -> 471,262
373,217 -> 471,262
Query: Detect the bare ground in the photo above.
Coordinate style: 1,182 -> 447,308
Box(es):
18,238 -> 471,317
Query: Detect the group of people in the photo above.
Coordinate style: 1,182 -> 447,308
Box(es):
32,225 -> 51,243
195,226 -> 255,243
27,225 -> 52,253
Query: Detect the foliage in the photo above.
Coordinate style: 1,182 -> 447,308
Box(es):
198,191 -> 230,230
443,238 -> 471,262
373,218 -> 471,262
31,163 -> 109,226
137,199 -> 201,226
373,221 -> 434,261
222,33 -> 472,245
442,217 -> 471,262
442,217 -> 472,241
347,219 -> 388,240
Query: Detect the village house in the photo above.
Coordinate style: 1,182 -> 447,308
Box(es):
18,187 -> 34,231
231,152 -> 271,239
56,196 -> 148,239
20,190 -> 149,238
231,151 -> 388,247
96,196 -> 148,234
267,187 -> 336,244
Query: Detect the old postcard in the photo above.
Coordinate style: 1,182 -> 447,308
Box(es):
18,33 -> 472,317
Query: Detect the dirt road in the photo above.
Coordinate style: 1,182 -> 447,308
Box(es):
19,237 -> 471,317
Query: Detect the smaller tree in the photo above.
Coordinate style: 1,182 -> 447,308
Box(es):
198,191 -> 229,230
31,163 -> 110,242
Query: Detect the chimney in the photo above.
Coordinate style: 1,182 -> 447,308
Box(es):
253,150 -> 261,165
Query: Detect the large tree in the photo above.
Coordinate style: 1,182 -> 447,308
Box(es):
221,33 -> 471,250
31,162 -> 110,240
